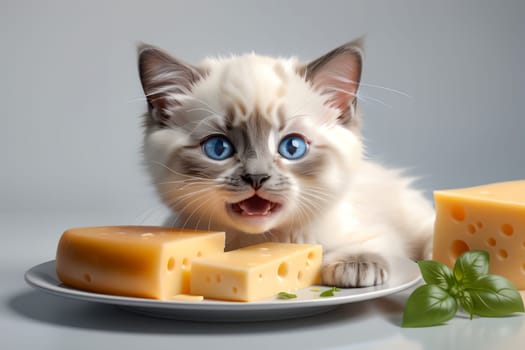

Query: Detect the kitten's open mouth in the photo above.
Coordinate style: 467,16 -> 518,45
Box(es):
229,195 -> 282,217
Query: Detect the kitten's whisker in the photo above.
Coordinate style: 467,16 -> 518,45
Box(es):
150,161 -> 212,181
190,113 -> 225,132
301,187 -> 336,203
356,92 -> 392,109
155,177 -> 215,185
167,192 -> 211,229
176,110 -> 227,135
169,187 -> 217,203
131,204 -> 168,225
330,76 -> 412,98
297,198 -> 323,215
361,83 -> 411,98
187,95 -> 224,117
156,180 -> 218,193
289,98 -> 318,121
325,86 -> 392,109
207,198 -> 220,231
186,107 -> 220,115
323,86 -> 358,98
156,182 -> 212,191
263,232 -> 271,242
180,110 -> 217,125
161,185 -> 216,196
287,113 -> 313,123
293,197 -> 315,224
298,188 -> 329,214
294,206 -> 312,228
162,187 -> 217,202
303,203 -> 321,221
168,212 -> 181,228
186,195 -> 213,230
184,195 -> 217,230
301,191 -> 334,203
263,229 -> 278,243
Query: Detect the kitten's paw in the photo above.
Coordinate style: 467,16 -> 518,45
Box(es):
321,254 -> 389,288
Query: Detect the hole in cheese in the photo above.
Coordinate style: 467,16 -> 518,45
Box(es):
487,237 -> 497,247
83,273 -> 92,283
450,206 -> 466,222
258,273 -> 263,280
497,249 -> 508,260
467,224 -> 476,234
297,270 -> 303,281
232,286 -> 238,294
450,240 -> 470,260
501,224 -> 514,237
206,275 -> 211,283
182,257 -> 189,270
305,251 -> 315,268
476,221 -> 483,229
277,262 -> 288,279
196,251 -> 203,257
216,274 -> 222,283
167,257 -> 175,271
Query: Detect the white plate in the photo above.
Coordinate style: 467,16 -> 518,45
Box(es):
25,259 -> 420,322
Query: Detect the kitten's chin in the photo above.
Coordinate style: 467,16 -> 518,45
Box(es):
225,195 -> 283,234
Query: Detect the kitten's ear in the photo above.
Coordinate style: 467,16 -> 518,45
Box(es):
138,44 -> 203,124
303,38 -> 363,113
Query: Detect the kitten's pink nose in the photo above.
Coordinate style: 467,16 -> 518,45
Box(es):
241,174 -> 270,190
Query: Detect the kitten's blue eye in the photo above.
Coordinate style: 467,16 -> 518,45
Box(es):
202,136 -> 234,160
278,135 -> 308,160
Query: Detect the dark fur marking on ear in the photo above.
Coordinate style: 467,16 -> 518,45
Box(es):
138,44 -> 205,126
303,37 -> 364,116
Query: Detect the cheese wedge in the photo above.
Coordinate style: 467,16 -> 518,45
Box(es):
190,242 -> 322,301
433,180 -> 525,289
56,226 -> 225,300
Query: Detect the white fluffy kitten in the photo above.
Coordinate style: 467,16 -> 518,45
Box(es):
138,39 -> 434,287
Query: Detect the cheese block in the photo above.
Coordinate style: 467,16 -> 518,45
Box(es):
56,226 -> 225,299
190,242 -> 322,301
433,180 -> 525,289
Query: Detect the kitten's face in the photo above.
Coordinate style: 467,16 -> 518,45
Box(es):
139,42 -> 363,234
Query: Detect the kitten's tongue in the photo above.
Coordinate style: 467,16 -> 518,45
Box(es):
238,196 -> 273,216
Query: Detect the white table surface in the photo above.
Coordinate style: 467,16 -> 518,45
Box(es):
2,210 -> 524,350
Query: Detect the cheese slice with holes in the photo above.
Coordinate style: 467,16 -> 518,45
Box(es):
56,226 -> 225,300
190,242 -> 322,301
433,180 -> 525,289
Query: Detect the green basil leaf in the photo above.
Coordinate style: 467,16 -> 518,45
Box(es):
417,260 -> 456,290
402,284 -> 458,327
277,292 -> 297,299
458,290 -> 475,319
453,250 -> 489,285
466,274 -> 525,317
320,287 -> 340,297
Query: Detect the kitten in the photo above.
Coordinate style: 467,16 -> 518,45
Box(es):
137,39 -> 434,288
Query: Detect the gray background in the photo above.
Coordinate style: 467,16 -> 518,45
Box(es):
2,0 -> 524,218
